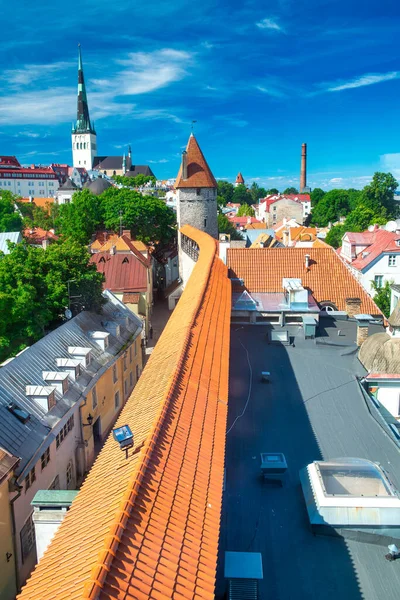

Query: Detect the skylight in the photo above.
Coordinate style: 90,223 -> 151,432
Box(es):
7,402 -> 30,424
315,458 -> 394,498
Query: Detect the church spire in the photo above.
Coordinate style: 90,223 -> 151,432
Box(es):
73,45 -> 95,134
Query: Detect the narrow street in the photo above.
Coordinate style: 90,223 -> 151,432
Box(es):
144,297 -> 172,363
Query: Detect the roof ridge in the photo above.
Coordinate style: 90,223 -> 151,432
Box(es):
82,226 -> 218,598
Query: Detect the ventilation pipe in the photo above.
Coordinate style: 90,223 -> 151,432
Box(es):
305,254 -> 310,269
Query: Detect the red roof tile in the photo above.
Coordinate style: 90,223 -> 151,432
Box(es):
235,172 -> 244,184
343,229 -> 400,270
23,227 -> 58,242
90,252 -> 147,292
18,226 -> 230,600
227,247 -> 382,315
175,135 -> 217,189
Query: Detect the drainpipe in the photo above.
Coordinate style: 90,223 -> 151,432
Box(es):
9,479 -> 23,593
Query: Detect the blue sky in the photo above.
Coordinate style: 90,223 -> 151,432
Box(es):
2,0 -> 400,190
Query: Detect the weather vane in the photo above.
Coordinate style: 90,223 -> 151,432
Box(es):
191,120 -> 197,132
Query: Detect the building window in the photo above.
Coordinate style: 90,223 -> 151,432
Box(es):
115,390 -> 120,409
196,188 -> 201,196
48,475 -> 60,490
136,364 -> 140,381
129,346 -> 132,363
134,339 -> 137,357
388,255 -> 397,267
124,379 -> 128,398
204,218 -> 207,228
92,386 -> 98,409
374,275 -> 383,288
130,371 -> 133,388
20,513 -> 36,563
56,415 -> 74,448
113,364 -> 118,383
41,448 -> 50,471
123,354 -> 127,371
66,460 -> 74,488
113,170 -> 116,176
24,466 -> 36,492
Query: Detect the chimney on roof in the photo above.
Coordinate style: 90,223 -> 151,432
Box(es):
110,245 -> 116,255
29,195 -> 33,203
300,143 -> 307,193
32,490 -> 78,561
182,150 -> 188,180
122,229 -> 131,239
305,254 -> 310,270
345,297 -> 361,318
355,314 -> 372,346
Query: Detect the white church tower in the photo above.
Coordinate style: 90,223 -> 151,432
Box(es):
72,45 -> 97,169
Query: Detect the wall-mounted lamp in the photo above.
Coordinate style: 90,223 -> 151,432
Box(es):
83,413 -> 94,427
6,552 -> 12,562
113,424 -> 134,458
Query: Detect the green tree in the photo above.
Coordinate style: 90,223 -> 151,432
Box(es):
266,188 -> 279,195
325,224 -> 346,248
311,189 -> 351,227
310,188 -> 325,206
101,188 -> 175,245
0,240 -> 104,360
249,182 -> 267,203
217,214 -> 244,241
217,181 -> 234,205
57,189 -> 103,244
237,204 -> 255,217
113,174 -> 156,187
0,192 -> 23,232
361,172 -> 399,218
371,280 -> 392,318
283,187 -> 299,194
344,205 -> 386,232
232,184 -> 250,205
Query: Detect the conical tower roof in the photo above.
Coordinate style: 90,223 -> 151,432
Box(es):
235,172 -> 244,184
73,45 -> 95,134
175,134 -> 217,189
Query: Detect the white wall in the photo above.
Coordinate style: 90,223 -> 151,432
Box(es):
377,387 -> 400,418
72,132 -> 97,168
12,405 -> 80,586
0,177 -> 59,197
357,254 -> 400,296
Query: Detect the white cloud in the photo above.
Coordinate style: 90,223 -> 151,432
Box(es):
214,114 -> 248,127
14,131 -> 40,138
148,158 -> 169,164
256,18 -> 284,32
380,153 -> 400,179
256,85 -> 286,98
3,62 -> 73,87
323,71 -> 400,93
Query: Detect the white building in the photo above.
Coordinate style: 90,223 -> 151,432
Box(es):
256,194 -> 311,224
340,227 -> 400,295
0,293 -> 142,588
0,156 -> 59,197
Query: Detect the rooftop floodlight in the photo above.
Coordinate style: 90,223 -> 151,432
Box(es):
113,424 -> 134,458
385,544 -> 400,561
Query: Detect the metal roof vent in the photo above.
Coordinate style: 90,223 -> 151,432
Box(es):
55,358 -> 81,380
68,347 -> 91,368
103,322 -> 121,338
26,386 -> 56,412
89,331 -> 110,351
42,372 -> 69,395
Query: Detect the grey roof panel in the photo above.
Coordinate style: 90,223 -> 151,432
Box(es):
0,231 -> 22,254
0,291 -> 142,476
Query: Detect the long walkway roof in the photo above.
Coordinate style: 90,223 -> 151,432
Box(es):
18,225 -> 231,600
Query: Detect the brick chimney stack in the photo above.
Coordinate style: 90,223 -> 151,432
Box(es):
182,150 -> 188,181
300,143 -> 307,193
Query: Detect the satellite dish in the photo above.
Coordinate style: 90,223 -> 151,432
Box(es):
385,221 -> 397,232
64,308 -> 72,320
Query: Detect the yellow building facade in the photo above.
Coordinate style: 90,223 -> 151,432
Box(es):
81,336 -> 142,469
0,450 -> 19,600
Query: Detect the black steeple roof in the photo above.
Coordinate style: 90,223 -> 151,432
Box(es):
72,45 -> 95,135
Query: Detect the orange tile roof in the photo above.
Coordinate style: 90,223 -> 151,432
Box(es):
18,225 -> 231,600
19,197 -> 55,212
311,238 -> 330,248
289,227 -> 317,242
227,247 -> 382,315
175,134 -> 217,189
245,222 -> 267,230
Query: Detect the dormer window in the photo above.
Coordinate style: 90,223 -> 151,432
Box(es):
42,372 -> 69,395
122,257 -> 129,264
99,256 -> 106,263
26,386 -> 56,411
68,347 -> 91,368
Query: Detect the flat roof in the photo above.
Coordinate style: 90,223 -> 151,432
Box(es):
218,317 -> 400,600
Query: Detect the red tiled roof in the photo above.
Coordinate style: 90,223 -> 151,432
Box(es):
18,197 -> 55,211
0,167 -> 57,176
0,156 -> 21,168
229,217 -> 261,225
235,172 -> 244,184
343,229 -> 400,270
23,227 -> 58,242
175,134 -> 217,189
90,252 -> 147,292
122,292 -> 140,304
366,373 -> 400,380
18,225 -> 231,600
227,247 -> 382,315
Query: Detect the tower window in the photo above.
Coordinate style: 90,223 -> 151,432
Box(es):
204,218 -> 207,228
196,188 -> 201,196
83,142 -> 86,149
113,170 -> 116,176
